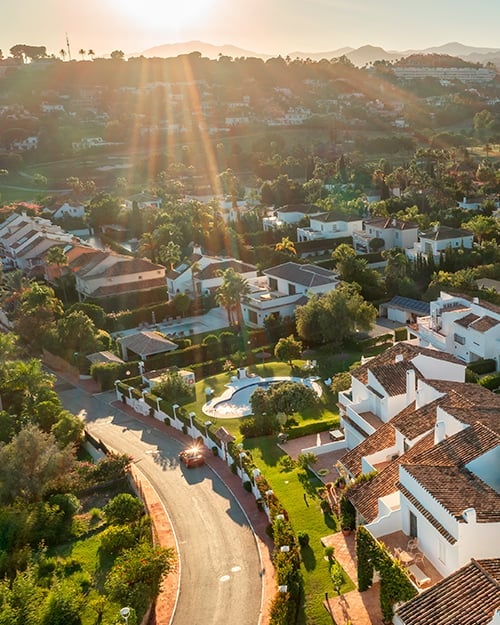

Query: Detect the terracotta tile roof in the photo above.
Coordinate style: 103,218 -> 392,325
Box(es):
394,558 -> 500,625
370,361 -> 416,397
312,211 -> 361,223
402,422 -> 500,523
348,433 -> 434,523
118,331 -> 178,357
338,421 -> 396,478
364,217 -> 418,230
404,464 -> 500,522
454,312 -> 480,327
350,343 -> 461,386
196,259 -> 256,279
391,399 -> 440,440
264,262 -> 338,287
398,483 -> 457,543
470,315 -> 499,333
89,276 -> 166,298
419,225 -> 473,240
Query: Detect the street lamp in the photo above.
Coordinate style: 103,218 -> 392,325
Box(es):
120,607 -> 131,624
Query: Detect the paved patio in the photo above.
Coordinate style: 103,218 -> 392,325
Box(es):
321,532 -> 384,625
278,433 -> 347,483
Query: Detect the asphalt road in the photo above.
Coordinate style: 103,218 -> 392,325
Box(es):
58,384 -> 263,625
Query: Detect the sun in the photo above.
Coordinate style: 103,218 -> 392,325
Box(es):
113,0 -> 215,31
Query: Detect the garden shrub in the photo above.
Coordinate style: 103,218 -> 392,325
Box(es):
339,495 -> 356,531
297,532 -> 309,548
479,372 -> 500,390
105,542 -> 175,614
100,525 -> 136,554
465,368 -> 480,383
467,358 -> 496,374
104,493 -> 143,525
393,327 -> 408,342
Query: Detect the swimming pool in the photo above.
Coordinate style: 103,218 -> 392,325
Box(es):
203,376 -> 322,419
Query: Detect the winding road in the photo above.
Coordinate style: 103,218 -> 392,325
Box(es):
57,382 -> 263,625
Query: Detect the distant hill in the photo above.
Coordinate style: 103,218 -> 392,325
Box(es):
134,40 -> 500,68
286,46 -> 354,60
135,40 -> 273,60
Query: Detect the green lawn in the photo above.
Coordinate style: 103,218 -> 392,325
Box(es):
49,526 -> 123,625
246,436 -> 355,625
179,359 -> 347,441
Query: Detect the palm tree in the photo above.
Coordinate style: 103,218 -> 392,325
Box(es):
215,268 -> 250,327
79,48 -> 86,60
137,232 -> 159,263
190,260 -> 201,297
88,49 -> 95,61
159,241 -> 181,270
275,236 -> 297,255
59,48 -> 66,61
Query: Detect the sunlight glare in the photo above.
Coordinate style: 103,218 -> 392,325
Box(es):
113,0 -> 215,30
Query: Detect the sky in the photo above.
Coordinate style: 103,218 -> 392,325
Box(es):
1,0 -> 499,59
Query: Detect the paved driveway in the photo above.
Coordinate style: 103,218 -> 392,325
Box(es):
58,385 -> 263,625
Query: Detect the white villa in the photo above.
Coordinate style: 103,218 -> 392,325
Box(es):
408,291 -> 500,369
337,342 -> 465,451
263,204 -> 323,231
352,217 -> 419,253
241,261 -> 339,328
75,251 -> 166,302
167,247 -> 257,299
406,225 -> 474,261
124,192 -> 162,211
297,212 -> 363,242
343,381 -> 500,579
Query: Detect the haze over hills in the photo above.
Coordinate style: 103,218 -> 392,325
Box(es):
136,40 -> 500,68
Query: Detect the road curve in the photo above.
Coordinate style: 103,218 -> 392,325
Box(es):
58,385 -> 263,625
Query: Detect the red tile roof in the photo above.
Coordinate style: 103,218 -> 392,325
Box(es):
338,421 -> 396,478
402,422 -> 500,523
348,433 -> 434,523
395,558 -> 500,625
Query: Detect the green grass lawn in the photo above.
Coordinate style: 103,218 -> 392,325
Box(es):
178,359 -> 347,441
246,436 -> 355,625
49,526 -> 123,625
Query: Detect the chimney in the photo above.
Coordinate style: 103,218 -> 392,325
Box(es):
462,508 -> 476,524
406,369 -> 416,405
192,244 -> 202,256
395,354 -> 404,363
433,223 -> 439,233
434,420 -> 446,444
473,297 -> 479,304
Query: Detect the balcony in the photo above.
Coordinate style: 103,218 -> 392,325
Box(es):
379,530 -> 443,589
413,317 -> 447,349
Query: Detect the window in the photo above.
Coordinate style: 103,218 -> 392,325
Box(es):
248,310 -> 258,324
409,511 -> 418,538
453,333 -> 465,345
288,283 -> 296,295
269,277 -> 278,291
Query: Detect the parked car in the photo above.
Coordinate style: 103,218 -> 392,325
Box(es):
179,445 -> 205,468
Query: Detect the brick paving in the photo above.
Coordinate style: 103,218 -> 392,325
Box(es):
321,532 -> 384,625
114,400 -> 276,625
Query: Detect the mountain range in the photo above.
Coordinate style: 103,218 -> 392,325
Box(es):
135,41 -> 500,68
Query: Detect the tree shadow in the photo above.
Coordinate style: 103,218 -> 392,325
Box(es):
297,469 -> 319,497
323,512 -> 338,531
300,544 -> 316,572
